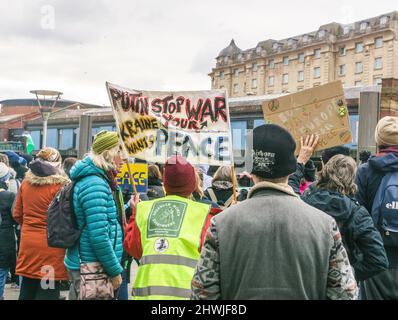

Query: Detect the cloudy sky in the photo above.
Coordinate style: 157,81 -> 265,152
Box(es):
0,0 -> 396,106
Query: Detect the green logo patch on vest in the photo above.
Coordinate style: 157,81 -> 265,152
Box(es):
147,200 -> 187,238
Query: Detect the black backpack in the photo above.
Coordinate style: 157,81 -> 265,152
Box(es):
46,175 -> 100,249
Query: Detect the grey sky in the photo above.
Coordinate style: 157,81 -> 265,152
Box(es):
0,0 -> 396,105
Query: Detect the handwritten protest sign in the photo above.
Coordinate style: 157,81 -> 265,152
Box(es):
117,163 -> 148,193
262,81 -> 352,153
106,82 -> 233,166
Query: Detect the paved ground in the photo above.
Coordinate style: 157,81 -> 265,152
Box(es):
4,262 -> 139,300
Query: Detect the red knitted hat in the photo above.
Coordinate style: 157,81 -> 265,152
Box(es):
163,156 -> 196,197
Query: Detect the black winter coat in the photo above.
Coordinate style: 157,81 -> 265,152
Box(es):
0,189 -> 17,268
289,163 -> 389,280
302,188 -> 388,281
356,152 -> 398,268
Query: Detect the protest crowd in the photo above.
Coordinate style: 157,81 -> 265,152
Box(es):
1,112 -> 398,300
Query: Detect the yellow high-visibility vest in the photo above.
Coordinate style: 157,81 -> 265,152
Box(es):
132,195 -> 210,300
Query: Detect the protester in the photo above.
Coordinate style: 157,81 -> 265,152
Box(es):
13,147 -> 70,300
0,153 -> 20,194
124,155 -> 213,300
193,168 -> 220,210
291,154 -> 388,285
0,163 -> 17,300
64,131 -> 124,300
299,160 -> 316,194
62,157 -> 78,178
359,150 -> 372,165
197,165 -> 212,190
191,124 -> 358,300
204,166 -> 240,209
5,151 -> 28,180
356,116 -> 398,299
147,164 -> 165,200
290,145 -> 352,196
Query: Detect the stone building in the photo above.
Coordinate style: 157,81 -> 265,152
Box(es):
210,11 -> 398,97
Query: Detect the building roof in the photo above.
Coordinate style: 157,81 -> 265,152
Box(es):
0,114 -> 24,124
0,99 -> 106,109
217,39 -> 242,58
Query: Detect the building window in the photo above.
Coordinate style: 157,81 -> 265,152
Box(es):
318,30 -> 326,39
252,79 -> 257,89
30,130 -> 41,150
231,120 -> 247,157
339,65 -> 346,76
60,128 -> 74,150
380,16 -> 389,25
303,35 -> 309,43
355,80 -> 362,87
220,85 -> 225,89
339,46 -> 346,56
268,76 -> 275,86
356,42 -> 364,53
47,128 -> 58,149
224,57 -> 229,63
355,62 -> 363,74
254,119 -> 265,128
343,26 -> 350,35
374,77 -> 382,85
298,71 -> 304,82
282,74 -> 289,84
298,53 -> 305,63
314,67 -> 321,78
220,71 -> 224,80
374,57 -> 383,70
234,69 -> 239,77
233,83 -> 239,93
238,53 -> 243,60
252,63 -> 258,72
360,22 -> 368,30
375,37 -> 383,48
288,39 -> 296,47
256,46 -> 262,54
314,49 -> 321,59
273,42 -> 279,50
283,56 -> 289,66
268,59 -> 275,68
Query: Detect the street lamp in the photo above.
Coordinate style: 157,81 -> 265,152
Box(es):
30,90 -> 63,148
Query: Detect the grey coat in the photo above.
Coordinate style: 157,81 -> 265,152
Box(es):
214,182 -> 342,300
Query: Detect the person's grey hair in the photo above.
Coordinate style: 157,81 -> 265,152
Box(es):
316,154 -> 358,196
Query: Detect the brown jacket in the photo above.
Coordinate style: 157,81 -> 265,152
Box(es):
13,170 -> 69,281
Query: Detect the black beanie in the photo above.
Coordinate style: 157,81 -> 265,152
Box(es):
247,124 -> 297,179
321,146 -> 350,165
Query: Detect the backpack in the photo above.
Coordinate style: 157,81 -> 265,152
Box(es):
371,171 -> 398,247
46,174 -> 100,249
207,188 -> 234,210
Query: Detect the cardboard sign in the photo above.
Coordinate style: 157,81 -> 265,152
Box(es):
117,163 -> 148,193
106,82 -> 233,166
262,81 -> 352,153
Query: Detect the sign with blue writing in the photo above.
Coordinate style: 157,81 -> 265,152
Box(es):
117,163 -> 148,193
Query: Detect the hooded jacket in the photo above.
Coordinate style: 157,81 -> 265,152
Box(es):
0,185 -> 16,269
356,152 -> 398,268
13,163 -> 70,280
64,156 -> 123,278
302,188 -> 388,281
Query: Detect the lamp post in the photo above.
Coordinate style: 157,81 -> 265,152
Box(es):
30,90 -> 63,148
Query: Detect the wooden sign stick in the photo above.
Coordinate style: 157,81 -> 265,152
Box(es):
124,159 -> 138,195
231,165 -> 238,204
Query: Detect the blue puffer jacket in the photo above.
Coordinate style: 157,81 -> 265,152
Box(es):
64,156 -> 123,277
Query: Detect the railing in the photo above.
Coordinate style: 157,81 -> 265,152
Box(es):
0,142 -> 25,152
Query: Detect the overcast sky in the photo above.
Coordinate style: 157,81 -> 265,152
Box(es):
0,0 -> 396,106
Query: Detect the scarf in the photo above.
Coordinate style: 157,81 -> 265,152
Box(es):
378,146 -> 398,157
106,168 -> 127,232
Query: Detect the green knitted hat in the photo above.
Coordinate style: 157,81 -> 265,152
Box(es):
92,130 -> 119,154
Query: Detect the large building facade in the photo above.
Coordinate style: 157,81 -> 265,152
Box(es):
210,12 -> 398,97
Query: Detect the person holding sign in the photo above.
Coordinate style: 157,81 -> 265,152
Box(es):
123,155 -> 214,300
191,124 -> 358,300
